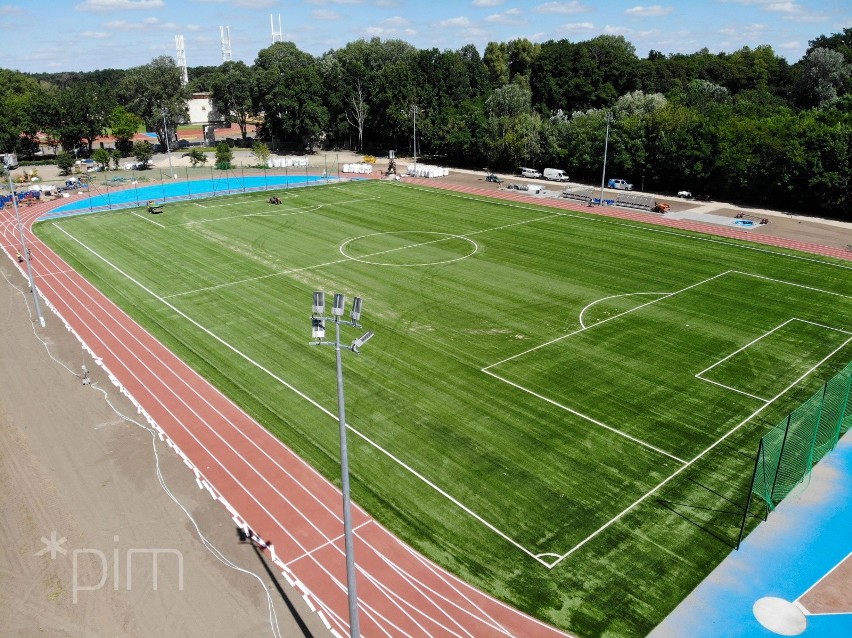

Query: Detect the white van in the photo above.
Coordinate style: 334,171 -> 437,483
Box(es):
543,168 -> 569,182
520,167 -> 541,179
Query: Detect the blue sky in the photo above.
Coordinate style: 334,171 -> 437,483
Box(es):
1,0 -> 849,73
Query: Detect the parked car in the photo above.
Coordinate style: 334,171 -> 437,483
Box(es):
177,139 -> 190,149
485,173 -> 504,184
607,178 -> 633,190
520,167 -> 542,179
543,168 -> 569,182
677,190 -> 693,198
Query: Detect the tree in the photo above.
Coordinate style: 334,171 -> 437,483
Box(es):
109,106 -> 142,156
132,140 -> 154,169
253,42 -> 328,149
250,141 -> 270,166
346,80 -> 368,152
56,152 -> 74,175
110,149 -> 121,170
210,61 -> 255,140
794,48 -> 852,108
120,56 -> 190,148
183,148 -> 208,167
214,142 -> 233,169
93,147 -> 110,171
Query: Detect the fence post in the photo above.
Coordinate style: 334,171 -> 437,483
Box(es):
769,414 -> 793,507
737,439 -> 763,549
834,369 -> 852,439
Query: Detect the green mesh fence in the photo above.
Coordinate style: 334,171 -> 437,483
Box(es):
750,360 -> 852,512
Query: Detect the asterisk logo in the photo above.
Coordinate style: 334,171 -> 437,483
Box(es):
35,531 -> 67,559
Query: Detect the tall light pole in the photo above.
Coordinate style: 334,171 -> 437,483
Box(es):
598,112 -> 612,206
310,291 -> 374,638
162,108 -> 175,180
403,104 -> 421,173
7,170 -> 45,327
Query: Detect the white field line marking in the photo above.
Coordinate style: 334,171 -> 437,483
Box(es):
795,549 -> 852,603
696,319 -> 796,378
731,270 -> 852,297
578,291 -> 669,329
484,271 -> 732,371
182,196 -> 379,225
45,233 -> 443,637
53,225 -> 550,567
395,182 -> 852,272
695,317 -> 852,399
694,377 -> 770,402
198,194 -> 298,207
164,209 -> 558,299
182,204 -> 322,225
547,335 -> 852,568
130,211 -> 165,227
482,369 -> 687,464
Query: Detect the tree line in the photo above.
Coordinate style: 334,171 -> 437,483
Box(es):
2,29 -> 851,217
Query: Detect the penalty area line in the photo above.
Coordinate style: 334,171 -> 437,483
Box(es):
547,334 -> 852,569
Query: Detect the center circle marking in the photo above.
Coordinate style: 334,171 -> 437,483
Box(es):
339,231 -> 478,267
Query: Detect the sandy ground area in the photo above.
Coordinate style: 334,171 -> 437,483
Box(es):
0,259 -> 331,637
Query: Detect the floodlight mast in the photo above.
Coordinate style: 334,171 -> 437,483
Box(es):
309,291 -> 371,638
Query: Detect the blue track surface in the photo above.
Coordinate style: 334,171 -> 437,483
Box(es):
48,174 -> 325,215
650,435 -> 852,637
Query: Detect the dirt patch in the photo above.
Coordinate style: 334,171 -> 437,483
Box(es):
0,260 -> 331,638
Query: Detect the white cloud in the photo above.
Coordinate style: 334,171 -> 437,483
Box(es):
438,16 -> 473,28
376,0 -> 398,6
307,0 -> 365,5
76,0 -> 165,11
472,0 -> 503,7
81,31 -> 112,39
557,21 -> 595,34
382,16 -> 412,27
625,5 -> 673,18
718,22 -> 768,40
603,24 -> 631,35
0,4 -> 23,14
186,24 -> 201,31
312,9 -> 341,19
364,26 -> 416,37
103,16 -> 180,31
363,16 -> 415,38
535,1 -> 589,14
485,8 -> 524,24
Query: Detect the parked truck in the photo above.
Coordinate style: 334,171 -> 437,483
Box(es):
543,168 -> 569,182
2,153 -> 18,170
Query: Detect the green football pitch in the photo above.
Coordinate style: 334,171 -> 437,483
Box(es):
35,180 -> 852,637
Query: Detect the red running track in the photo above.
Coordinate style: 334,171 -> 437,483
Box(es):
1,194 -> 571,638
4,184 -> 848,638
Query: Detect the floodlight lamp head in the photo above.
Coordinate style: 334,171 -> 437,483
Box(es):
311,317 -> 325,340
332,293 -> 345,317
312,291 -> 325,315
351,330 -> 374,352
350,296 -> 363,322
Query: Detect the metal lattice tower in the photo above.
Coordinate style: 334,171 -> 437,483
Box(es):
175,35 -> 188,86
220,26 -> 232,62
270,14 -> 282,44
